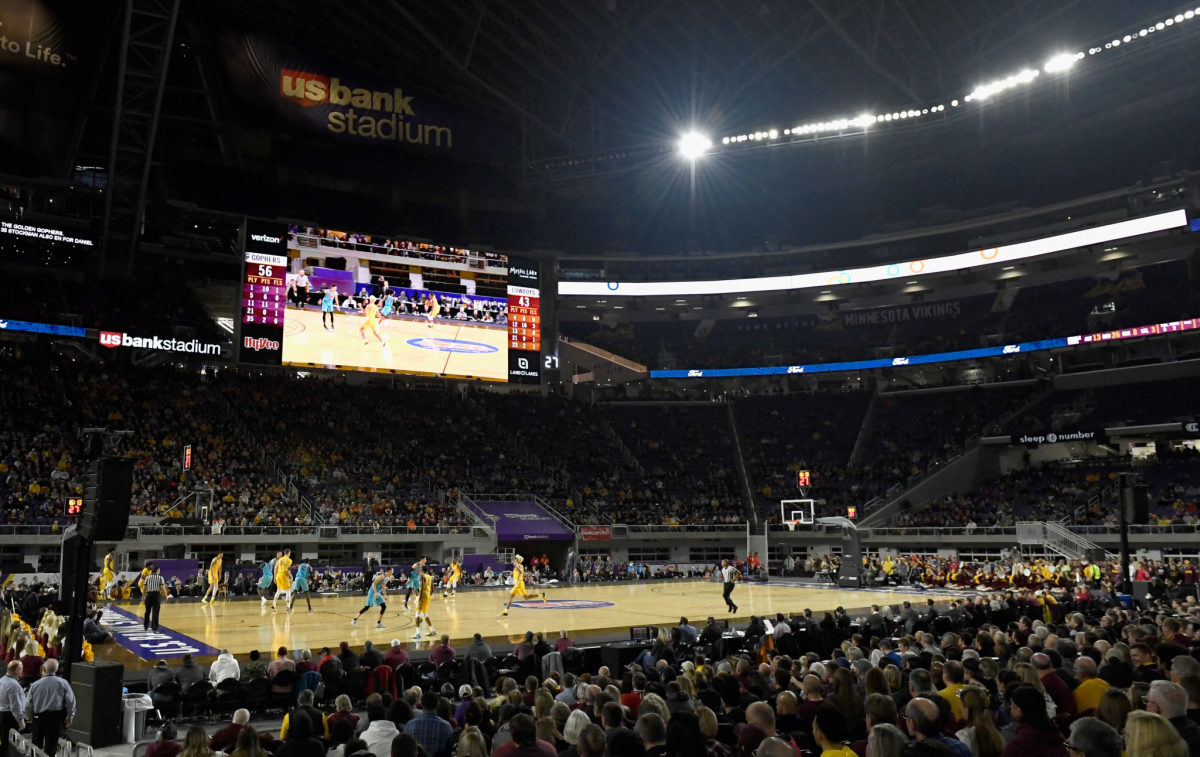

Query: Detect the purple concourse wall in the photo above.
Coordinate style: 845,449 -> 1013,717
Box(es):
475,500 -> 574,541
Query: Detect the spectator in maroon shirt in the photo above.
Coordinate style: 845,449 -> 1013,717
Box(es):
514,632 -> 536,660
146,723 -> 182,757
554,630 -> 575,654
795,675 -> 825,734
294,649 -> 317,675
384,639 -> 410,668
1002,685 -> 1068,757
1032,653 -> 1075,719
430,635 -> 456,667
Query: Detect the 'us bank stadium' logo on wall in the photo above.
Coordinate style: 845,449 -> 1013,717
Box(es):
511,599 -> 615,610
279,69 -> 453,148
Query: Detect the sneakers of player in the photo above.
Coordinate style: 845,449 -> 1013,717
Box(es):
412,632 -> 422,639
381,341 -> 388,348
350,618 -> 357,627
427,627 -> 436,635
541,593 -> 547,601
362,339 -> 369,345
500,609 -> 509,616
376,621 -> 385,629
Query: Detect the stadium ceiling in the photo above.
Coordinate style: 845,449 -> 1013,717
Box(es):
208,0 -> 1187,161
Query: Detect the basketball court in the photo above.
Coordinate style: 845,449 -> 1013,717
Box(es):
280,307 -> 509,381
93,579 -> 944,669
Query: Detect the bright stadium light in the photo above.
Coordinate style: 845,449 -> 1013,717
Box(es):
1044,51 -> 1084,73
678,131 -> 712,160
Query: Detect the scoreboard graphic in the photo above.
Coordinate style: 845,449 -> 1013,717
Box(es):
237,220 -> 289,366
507,256 -> 541,384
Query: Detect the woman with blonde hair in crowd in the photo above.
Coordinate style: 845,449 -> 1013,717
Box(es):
1124,710 -> 1187,757
536,717 -> 566,752
178,726 -> 213,757
697,706 -> 731,757
867,723 -> 908,757
455,727 -> 488,757
1014,662 -> 1056,717
883,665 -> 903,695
956,686 -> 1003,757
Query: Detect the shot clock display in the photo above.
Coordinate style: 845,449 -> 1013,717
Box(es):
797,469 -> 811,488
237,220 -> 289,365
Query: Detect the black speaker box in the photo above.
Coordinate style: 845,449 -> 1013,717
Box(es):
67,662 -> 124,747
163,544 -> 186,559
81,458 -> 133,541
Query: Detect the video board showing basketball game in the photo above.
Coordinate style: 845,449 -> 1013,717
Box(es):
236,220 -> 540,383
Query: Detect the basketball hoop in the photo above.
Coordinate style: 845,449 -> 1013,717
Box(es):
784,520 -> 798,532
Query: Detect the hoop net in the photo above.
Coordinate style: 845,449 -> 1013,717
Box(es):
784,520 -> 799,532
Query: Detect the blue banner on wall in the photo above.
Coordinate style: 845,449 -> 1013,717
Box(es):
651,337 -> 1068,379
0,319 -> 85,337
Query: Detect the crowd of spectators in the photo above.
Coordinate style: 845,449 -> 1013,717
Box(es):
892,454 -> 1200,529
2,342 -> 1198,534
124,571 -> 1200,757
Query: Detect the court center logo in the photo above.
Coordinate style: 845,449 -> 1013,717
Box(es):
406,337 -> 499,354
510,599 -> 615,610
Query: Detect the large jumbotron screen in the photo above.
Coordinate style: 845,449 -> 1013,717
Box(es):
236,220 -> 541,383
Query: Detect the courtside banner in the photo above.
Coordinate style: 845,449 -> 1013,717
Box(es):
217,30 -> 519,163
580,525 -> 611,541
98,605 -> 221,660
474,500 -> 574,542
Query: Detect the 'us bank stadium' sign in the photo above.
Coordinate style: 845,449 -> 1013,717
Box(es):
218,30 -> 519,162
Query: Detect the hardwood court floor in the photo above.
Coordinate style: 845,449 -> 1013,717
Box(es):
279,307 -> 509,380
95,580 -> 942,669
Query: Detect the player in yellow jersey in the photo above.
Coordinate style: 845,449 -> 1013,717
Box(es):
272,549 -> 294,611
359,296 -> 387,347
99,549 -> 116,599
441,557 -> 462,598
424,293 -> 440,330
500,555 -> 545,616
413,565 -> 437,639
201,552 -> 224,603
138,561 -> 153,596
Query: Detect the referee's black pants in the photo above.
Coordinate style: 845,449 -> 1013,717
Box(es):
722,582 -> 735,610
144,594 -> 161,631
31,709 -> 64,756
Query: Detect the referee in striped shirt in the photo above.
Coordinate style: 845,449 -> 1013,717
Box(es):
143,565 -> 165,631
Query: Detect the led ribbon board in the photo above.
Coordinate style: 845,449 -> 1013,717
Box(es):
559,209 -> 1188,297
653,318 -> 1200,378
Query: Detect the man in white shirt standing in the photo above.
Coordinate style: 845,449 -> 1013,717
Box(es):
0,660 -> 26,754
720,560 -> 740,614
